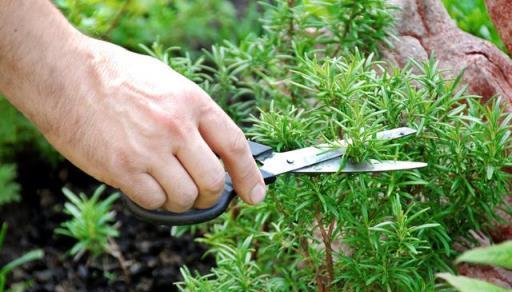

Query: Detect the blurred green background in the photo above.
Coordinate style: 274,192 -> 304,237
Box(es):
443,0 -> 507,52
53,0 -> 262,53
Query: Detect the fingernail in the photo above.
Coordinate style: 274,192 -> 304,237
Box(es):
250,183 -> 266,204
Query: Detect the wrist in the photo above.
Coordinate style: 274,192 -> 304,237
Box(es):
20,31 -> 93,132
0,0 -> 96,134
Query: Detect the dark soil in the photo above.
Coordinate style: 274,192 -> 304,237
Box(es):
0,148 -> 214,291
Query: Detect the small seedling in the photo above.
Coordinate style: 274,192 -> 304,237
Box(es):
0,223 -> 44,292
55,185 -> 120,260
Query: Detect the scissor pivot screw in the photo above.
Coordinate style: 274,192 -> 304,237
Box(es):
286,159 -> 294,164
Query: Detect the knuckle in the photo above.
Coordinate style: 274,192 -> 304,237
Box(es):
142,196 -> 166,210
159,112 -> 193,143
181,185 -> 199,206
184,85 -> 209,105
237,161 -> 258,182
228,129 -> 248,156
112,150 -> 132,169
110,150 -> 136,173
159,112 -> 180,131
164,203 -> 188,213
201,172 -> 225,195
123,187 -> 165,210
184,90 -> 202,106
194,197 -> 217,209
197,99 -> 217,117
165,185 -> 198,212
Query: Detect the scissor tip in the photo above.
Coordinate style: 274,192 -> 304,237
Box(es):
413,162 -> 428,169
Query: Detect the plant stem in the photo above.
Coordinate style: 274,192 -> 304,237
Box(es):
316,210 -> 335,287
287,0 -> 295,42
287,0 -> 297,104
299,236 -> 327,292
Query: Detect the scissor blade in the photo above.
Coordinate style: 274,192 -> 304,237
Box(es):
293,159 -> 427,173
375,127 -> 416,140
259,127 -> 418,176
259,145 -> 344,176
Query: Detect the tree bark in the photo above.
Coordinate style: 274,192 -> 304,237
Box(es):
381,0 -> 512,111
485,0 -> 512,54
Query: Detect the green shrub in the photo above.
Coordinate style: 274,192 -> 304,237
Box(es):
0,223 -> 44,292
55,185 -> 120,259
54,0 -> 262,52
438,241 -> 512,292
442,0 -> 507,53
156,1 -> 512,290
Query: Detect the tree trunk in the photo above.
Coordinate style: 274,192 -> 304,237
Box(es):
381,0 -> 512,111
485,0 -> 512,54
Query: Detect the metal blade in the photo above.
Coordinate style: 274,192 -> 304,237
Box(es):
375,127 -> 416,140
293,158 -> 427,173
259,127 -> 418,176
259,145 -> 344,176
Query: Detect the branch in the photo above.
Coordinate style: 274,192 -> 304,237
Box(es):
316,210 -> 335,287
299,236 -> 327,292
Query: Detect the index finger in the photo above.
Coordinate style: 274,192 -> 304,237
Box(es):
198,102 -> 266,205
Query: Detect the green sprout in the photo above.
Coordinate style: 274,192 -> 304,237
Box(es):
55,185 -> 120,259
0,223 -> 44,291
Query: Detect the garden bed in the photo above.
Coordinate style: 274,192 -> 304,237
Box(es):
0,149 -> 214,291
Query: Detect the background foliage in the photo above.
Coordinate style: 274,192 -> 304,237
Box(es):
53,0 -> 262,53
442,0 -> 507,53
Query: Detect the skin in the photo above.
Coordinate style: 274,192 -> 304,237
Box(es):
0,0 -> 266,212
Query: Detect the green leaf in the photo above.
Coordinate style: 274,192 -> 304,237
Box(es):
0,249 -> 44,275
0,223 -> 7,252
456,241 -> 512,269
437,273 -> 509,292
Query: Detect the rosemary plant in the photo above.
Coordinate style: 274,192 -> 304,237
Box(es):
166,1 -> 512,291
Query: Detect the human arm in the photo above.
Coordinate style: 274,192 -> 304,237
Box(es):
0,0 -> 266,211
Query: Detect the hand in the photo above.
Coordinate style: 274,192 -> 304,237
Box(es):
59,38 -> 267,211
0,2 -> 266,212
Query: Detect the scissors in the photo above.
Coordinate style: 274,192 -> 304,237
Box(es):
124,127 -> 427,226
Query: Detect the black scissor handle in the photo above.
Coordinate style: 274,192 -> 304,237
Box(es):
124,179 -> 237,226
124,170 -> 275,226
124,141 -> 275,226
